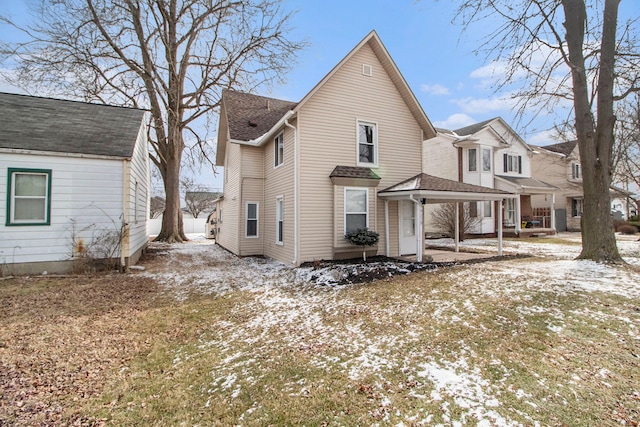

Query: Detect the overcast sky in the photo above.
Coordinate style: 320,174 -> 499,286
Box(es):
2,0 -> 639,192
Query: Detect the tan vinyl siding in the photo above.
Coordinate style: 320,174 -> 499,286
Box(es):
217,139 -> 241,255
239,145 -> 264,255
298,42 -> 423,262
263,125 -> 295,263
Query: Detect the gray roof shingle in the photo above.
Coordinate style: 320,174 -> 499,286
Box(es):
542,140 -> 578,156
329,166 -> 381,180
381,173 -> 510,194
0,92 -> 145,158
223,89 -> 297,142
495,175 -> 558,190
454,117 -> 498,136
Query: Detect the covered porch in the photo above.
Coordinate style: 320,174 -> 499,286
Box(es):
494,176 -> 559,236
378,174 -> 514,262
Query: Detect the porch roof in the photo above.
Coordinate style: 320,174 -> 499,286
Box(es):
378,173 -> 512,203
495,175 -> 558,194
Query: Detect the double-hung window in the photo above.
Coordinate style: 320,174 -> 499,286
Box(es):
357,121 -> 377,165
503,153 -> 522,174
246,202 -> 258,238
274,132 -> 284,167
7,168 -> 51,226
482,148 -> 491,172
572,198 -> 583,217
276,197 -> 284,244
572,163 -> 581,180
483,201 -> 492,217
468,148 -> 477,172
345,188 -> 368,234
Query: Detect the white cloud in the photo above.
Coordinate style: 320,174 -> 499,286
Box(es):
420,83 -> 450,96
527,129 -> 561,146
451,96 -> 517,115
433,113 -> 476,130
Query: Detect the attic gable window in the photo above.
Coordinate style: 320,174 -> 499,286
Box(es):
572,163 -> 581,180
274,132 -> 284,168
357,121 -> 377,166
7,168 -> 52,226
362,64 -> 373,76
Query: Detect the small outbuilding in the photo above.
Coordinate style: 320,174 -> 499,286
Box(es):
0,92 -> 150,274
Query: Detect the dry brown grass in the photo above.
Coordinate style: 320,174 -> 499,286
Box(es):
1,249 -> 639,426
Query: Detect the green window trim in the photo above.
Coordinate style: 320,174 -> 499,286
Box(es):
6,168 -> 52,226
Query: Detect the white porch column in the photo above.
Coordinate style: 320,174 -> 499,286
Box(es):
497,199 -> 503,256
550,193 -> 556,231
454,203 -> 460,253
515,196 -> 522,234
384,199 -> 390,257
416,202 -> 423,263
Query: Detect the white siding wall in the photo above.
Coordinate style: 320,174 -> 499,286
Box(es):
239,144 -> 264,256
423,136 -> 459,234
216,139 -> 241,255
126,120 -> 150,258
0,152 -> 125,266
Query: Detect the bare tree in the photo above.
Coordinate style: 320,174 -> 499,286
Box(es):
430,203 -> 481,240
454,0 -> 640,262
0,0 -> 303,242
181,177 -> 220,218
150,196 -> 166,219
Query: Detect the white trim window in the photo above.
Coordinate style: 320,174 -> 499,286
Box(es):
245,202 -> 259,238
7,168 -> 51,226
505,198 -> 516,226
344,188 -> 368,234
572,163 -> 581,180
572,198 -> 583,217
503,153 -> 522,174
468,148 -> 477,172
357,121 -> 377,166
274,132 -> 284,168
276,196 -> 284,245
482,148 -> 491,172
483,201 -> 492,218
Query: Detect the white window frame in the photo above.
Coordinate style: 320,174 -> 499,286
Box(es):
134,180 -> 139,224
344,187 -> 369,234
468,148 -> 477,172
356,120 -> 378,167
482,148 -> 491,172
276,196 -> 284,245
484,200 -> 492,218
572,163 -> 581,180
504,153 -> 521,173
274,132 -> 284,168
505,198 -> 516,226
7,168 -> 52,226
245,201 -> 259,238
572,198 -> 583,217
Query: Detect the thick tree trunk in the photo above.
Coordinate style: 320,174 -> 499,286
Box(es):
155,155 -> 188,243
563,0 -> 622,262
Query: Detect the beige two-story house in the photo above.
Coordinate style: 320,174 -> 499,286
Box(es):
215,31 -> 509,265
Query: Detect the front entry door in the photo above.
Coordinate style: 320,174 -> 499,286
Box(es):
399,200 -> 416,255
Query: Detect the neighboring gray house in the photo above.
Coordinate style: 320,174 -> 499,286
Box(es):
0,92 -> 150,274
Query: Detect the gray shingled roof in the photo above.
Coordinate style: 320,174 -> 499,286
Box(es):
223,89 -> 297,142
495,175 -> 558,190
542,140 -> 578,156
0,92 -> 145,158
454,117 -> 498,136
381,173 -> 510,194
329,166 -> 381,180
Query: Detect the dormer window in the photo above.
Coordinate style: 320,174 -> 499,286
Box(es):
357,121 -> 377,166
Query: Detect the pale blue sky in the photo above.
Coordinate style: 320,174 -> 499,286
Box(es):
1,0 -> 639,190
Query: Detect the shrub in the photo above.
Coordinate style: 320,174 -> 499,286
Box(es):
345,228 -> 380,261
613,219 -> 628,232
618,224 -> 638,235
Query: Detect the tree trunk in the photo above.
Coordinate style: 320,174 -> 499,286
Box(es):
563,0 -> 622,262
155,144 -> 188,243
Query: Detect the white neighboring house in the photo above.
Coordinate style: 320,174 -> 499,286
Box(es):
0,92 -> 150,274
424,117 -> 557,236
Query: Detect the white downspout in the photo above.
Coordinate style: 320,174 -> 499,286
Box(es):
515,196 -> 522,235
384,199 -> 390,257
409,195 -> 423,262
454,202 -> 460,253
550,193 -> 556,231
497,199 -> 503,256
284,115 -> 298,265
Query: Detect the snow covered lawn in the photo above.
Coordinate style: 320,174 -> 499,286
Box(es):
118,232 -> 640,426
